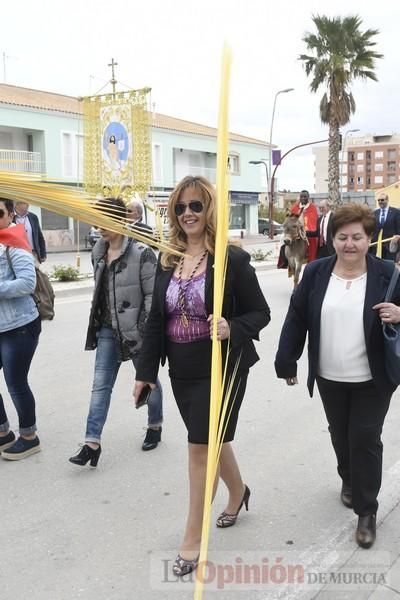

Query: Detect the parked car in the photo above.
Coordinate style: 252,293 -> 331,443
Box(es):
88,226 -> 101,247
258,218 -> 284,236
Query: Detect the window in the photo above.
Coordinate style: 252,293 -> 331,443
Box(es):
375,175 -> 383,184
349,152 -> 355,161
388,174 -> 397,184
357,164 -> 364,172
357,176 -> 363,184
357,152 -> 364,160
152,143 -> 163,184
366,151 -> 371,160
375,163 -> 383,172
366,177 -> 371,185
387,161 -> 396,172
229,204 -> 245,229
375,151 -> 384,159
388,149 -> 397,160
227,153 -> 240,175
61,131 -> 83,179
349,177 -> 354,184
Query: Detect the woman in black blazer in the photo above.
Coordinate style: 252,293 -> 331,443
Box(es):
134,176 -> 270,576
275,204 -> 400,550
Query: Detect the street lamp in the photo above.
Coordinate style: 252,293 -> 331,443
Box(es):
267,88 -> 294,238
250,88 -> 294,239
340,128 -> 360,203
268,88 -> 294,188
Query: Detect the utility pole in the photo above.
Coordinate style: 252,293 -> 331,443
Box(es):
3,52 -> 8,83
108,58 -> 118,96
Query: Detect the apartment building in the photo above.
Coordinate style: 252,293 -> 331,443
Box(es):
313,134 -> 400,196
344,134 -> 400,192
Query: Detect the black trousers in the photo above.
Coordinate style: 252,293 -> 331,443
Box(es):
316,377 -> 391,516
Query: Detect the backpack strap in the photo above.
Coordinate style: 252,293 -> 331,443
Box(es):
5,246 -> 16,279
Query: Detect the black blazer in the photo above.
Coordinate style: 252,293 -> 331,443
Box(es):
13,211 -> 47,261
317,212 -> 334,256
275,254 -> 400,398
136,245 -> 271,383
371,207 -> 400,260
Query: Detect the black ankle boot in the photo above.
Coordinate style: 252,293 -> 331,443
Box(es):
69,444 -> 101,467
356,514 -> 376,549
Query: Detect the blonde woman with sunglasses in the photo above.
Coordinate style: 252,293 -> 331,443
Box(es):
134,176 -> 270,576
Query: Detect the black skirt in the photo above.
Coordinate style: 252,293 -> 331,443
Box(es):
167,339 -> 248,444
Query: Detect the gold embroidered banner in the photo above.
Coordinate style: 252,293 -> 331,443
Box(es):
82,88 -> 152,199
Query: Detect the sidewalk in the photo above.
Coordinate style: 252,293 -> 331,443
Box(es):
47,235 -> 281,297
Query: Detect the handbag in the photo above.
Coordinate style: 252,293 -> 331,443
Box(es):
382,266 -> 400,386
5,247 -> 55,321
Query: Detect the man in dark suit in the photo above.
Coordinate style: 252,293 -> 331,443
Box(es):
13,202 -> 47,264
370,193 -> 400,260
317,199 -> 335,258
126,199 -> 153,235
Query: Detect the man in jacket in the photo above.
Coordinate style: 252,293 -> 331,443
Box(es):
291,190 -> 319,262
317,199 -> 335,258
370,193 -> 400,260
13,202 -> 47,264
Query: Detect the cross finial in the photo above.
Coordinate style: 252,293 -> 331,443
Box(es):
108,58 -> 118,95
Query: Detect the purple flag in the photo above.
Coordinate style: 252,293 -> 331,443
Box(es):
272,150 -> 281,166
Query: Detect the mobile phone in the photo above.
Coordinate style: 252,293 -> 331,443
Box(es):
136,384 -> 152,409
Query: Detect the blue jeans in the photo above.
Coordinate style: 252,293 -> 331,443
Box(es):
85,326 -> 163,443
0,317 -> 41,435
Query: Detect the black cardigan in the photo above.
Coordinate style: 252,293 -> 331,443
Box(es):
136,245 -> 271,383
275,254 -> 400,398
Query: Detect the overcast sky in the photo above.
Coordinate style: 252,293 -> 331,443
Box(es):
1,0 -> 399,191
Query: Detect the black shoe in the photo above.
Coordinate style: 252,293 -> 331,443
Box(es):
216,484 -> 251,528
340,482 -> 353,509
69,444 -> 101,467
0,430 -> 16,452
1,435 -> 40,460
142,427 -> 161,451
356,514 -> 376,549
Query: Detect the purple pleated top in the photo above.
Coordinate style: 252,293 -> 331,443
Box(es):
165,271 -> 210,343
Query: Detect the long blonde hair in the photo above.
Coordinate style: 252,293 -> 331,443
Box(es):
161,175 -> 216,269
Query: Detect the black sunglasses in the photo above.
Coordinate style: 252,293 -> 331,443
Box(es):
174,201 -> 204,216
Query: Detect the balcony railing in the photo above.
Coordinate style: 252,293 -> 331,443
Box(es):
174,165 -> 216,184
0,149 -> 43,173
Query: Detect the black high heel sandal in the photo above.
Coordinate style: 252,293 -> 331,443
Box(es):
172,553 -> 199,577
216,484 -> 250,528
69,444 -> 101,467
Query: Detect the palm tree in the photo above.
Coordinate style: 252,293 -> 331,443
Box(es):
299,15 -> 383,205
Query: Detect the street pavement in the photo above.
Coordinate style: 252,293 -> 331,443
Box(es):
2,254 -> 400,599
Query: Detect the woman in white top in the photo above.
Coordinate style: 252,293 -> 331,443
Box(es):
275,203 -> 400,550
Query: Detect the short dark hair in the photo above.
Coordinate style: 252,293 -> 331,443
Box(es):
331,203 -> 375,237
0,198 -> 15,214
96,197 -> 126,222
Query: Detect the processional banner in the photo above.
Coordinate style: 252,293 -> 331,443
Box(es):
82,88 -> 152,199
